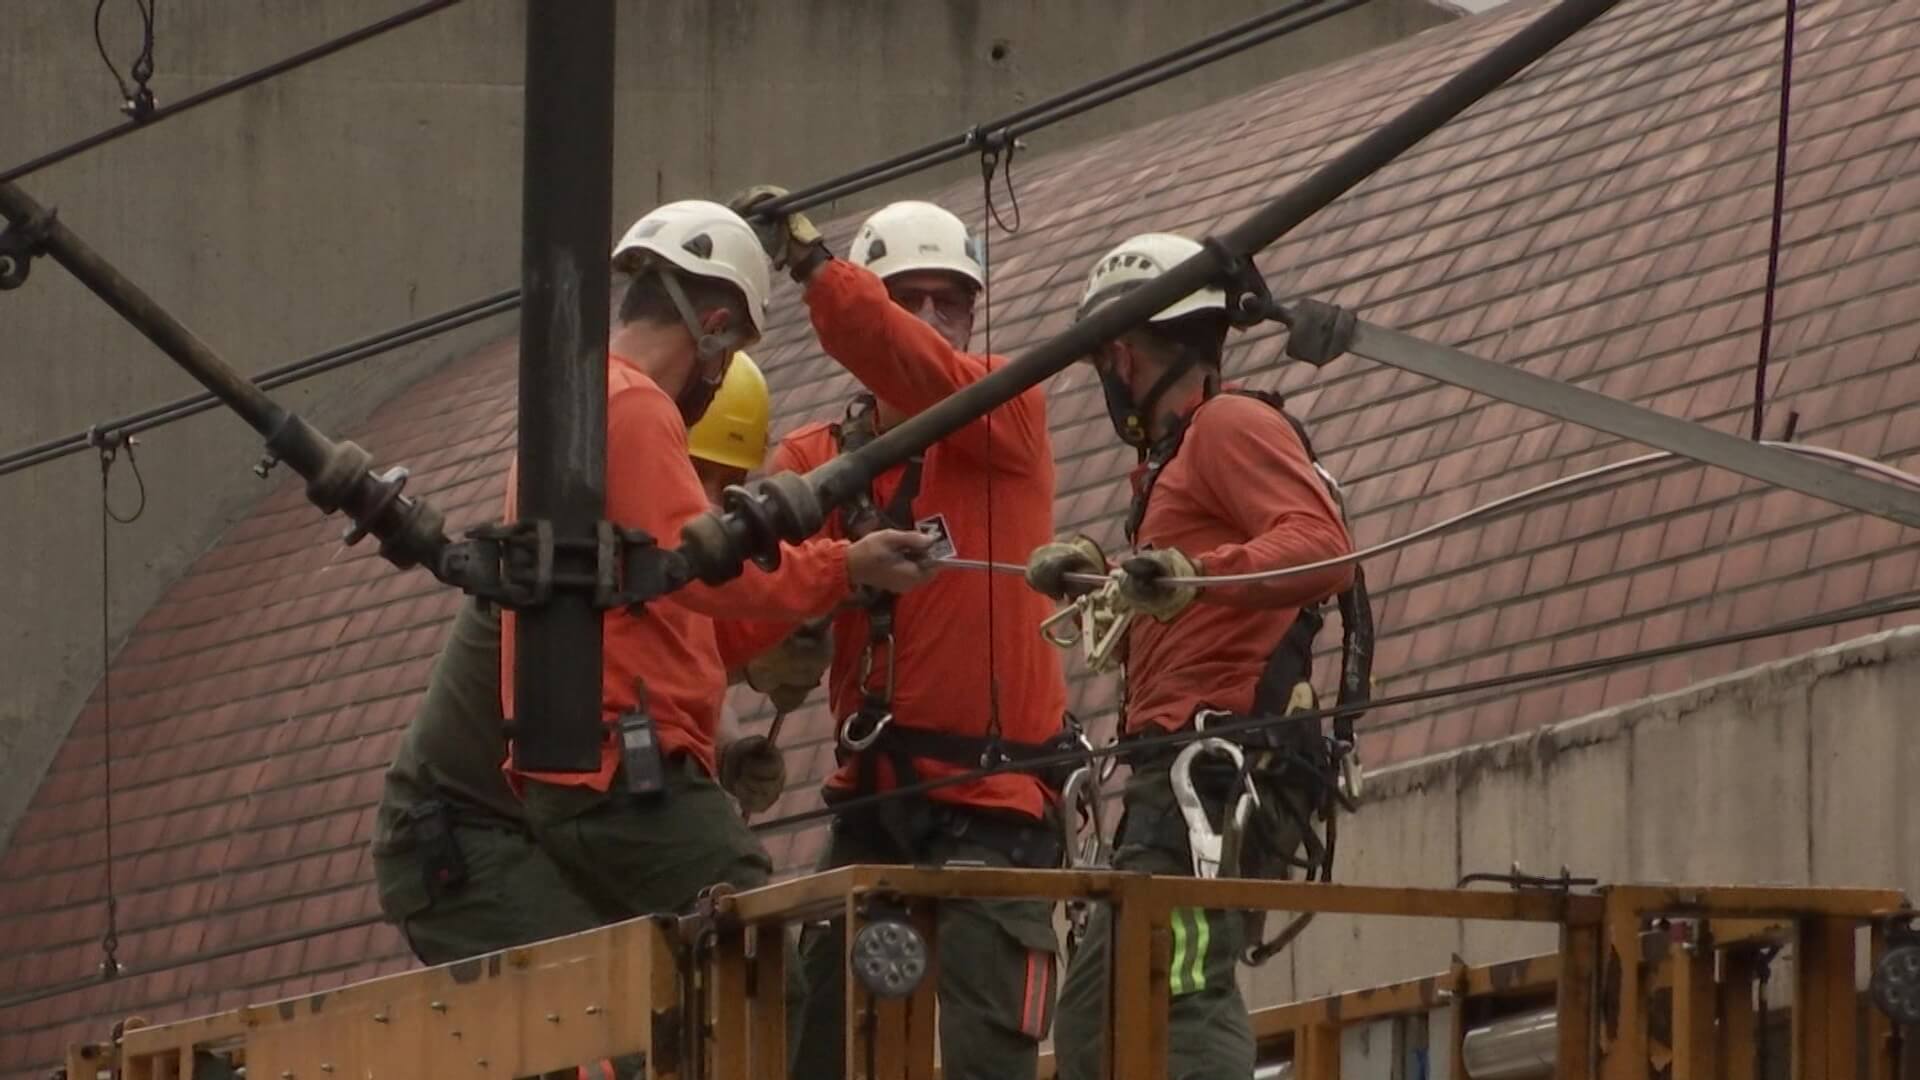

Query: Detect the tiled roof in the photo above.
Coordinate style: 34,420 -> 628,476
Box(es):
6,0 -> 1920,1072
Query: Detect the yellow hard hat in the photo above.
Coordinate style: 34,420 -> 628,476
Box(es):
687,351 -> 770,472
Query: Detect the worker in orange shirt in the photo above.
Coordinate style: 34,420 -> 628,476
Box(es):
732,191 -> 1069,1080
1027,233 -> 1358,1080
501,200 -> 937,924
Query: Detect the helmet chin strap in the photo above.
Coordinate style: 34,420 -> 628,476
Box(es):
657,266 -> 745,425
1102,350 -> 1201,452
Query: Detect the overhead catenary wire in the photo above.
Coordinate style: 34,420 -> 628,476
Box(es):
2,0 -> 463,186
0,0 -> 1360,477
5,586 -> 1917,1018
0,289 -> 518,478
937,441 -> 1920,589
1750,0 -> 1798,440
752,0 -> 1358,218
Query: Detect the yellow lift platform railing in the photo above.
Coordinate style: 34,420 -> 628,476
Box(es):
64,868 -> 1912,1080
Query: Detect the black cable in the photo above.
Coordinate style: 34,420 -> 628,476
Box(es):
2,0 -> 1348,478
96,447 -> 122,980
1751,0 -> 1796,441
100,436 -> 147,523
0,913 -> 386,1013
3,0 -> 462,185
749,590 -> 1920,835
0,288 -> 517,478
93,0 -> 135,108
755,0 -> 1360,218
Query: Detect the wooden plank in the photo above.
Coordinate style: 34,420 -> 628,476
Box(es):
1668,936 -> 1716,1080
903,901 -> 939,1080
1294,1023 -> 1341,1080
1793,918 -> 1858,1080
1110,880 -> 1169,1080
1718,948 -> 1763,1080
749,925 -> 788,1080
1557,923 -> 1599,1080
1599,895 -> 1648,1080
712,928 -> 749,1080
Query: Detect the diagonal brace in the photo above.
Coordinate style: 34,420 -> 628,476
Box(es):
1338,318 -> 1920,530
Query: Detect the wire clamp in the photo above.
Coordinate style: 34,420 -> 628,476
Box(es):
0,203 -> 55,291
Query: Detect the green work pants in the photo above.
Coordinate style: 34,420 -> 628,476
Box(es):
790,812 -> 1060,1080
1053,758 -> 1310,1080
373,820 -> 609,966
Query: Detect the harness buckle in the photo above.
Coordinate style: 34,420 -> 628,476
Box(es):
1337,741 -> 1365,809
838,708 -> 893,752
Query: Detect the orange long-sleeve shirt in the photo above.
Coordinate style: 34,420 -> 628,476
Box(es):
501,354 -> 852,788
1123,391 -> 1355,735
768,259 -> 1066,820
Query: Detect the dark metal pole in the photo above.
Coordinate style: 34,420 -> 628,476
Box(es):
0,179 -> 452,569
676,0 -> 1629,582
0,181 -> 289,436
511,0 -> 616,773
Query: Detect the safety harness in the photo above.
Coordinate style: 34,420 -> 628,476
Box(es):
824,396 -> 1072,860
1122,388 -> 1375,953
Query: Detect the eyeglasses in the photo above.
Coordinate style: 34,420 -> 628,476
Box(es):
887,284 -> 976,322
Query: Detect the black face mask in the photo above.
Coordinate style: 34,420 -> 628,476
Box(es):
675,359 -> 725,427
1097,351 -> 1194,451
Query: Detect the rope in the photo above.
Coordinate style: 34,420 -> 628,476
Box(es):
90,433 -> 146,980
1751,0 -> 1797,441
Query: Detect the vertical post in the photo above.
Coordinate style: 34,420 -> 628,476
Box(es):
1599,895 -> 1649,1080
1793,918 -> 1858,1080
511,0 -> 616,771
1294,1023 -> 1342,1080
713,928 -> 750,1079
749,924 -> 789,1080
1868,923 -> 1900,1080
1668,934 -> 1717,1080
1557,922 -> 1600,1080
903,901 -> 940,1080
1719,949 -> 1763,1080
1110,879 -> 1170,1080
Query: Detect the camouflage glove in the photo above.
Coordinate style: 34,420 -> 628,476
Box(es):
744,622 -> 832,710
718,735 -> 786,814
727,184 -> 828,277
1118,549 -> 1202,621
1025,535 -> 1108,599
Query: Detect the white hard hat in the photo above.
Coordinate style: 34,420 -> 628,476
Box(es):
1078,232 -> 1226,324
612,200 -> 772,336
848,201 -> 984,289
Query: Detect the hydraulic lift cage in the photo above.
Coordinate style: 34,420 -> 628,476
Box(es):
65,867 -> 1911,1080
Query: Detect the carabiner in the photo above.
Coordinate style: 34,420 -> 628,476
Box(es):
1170,738 -> 1246,880
838,708 -> 892,752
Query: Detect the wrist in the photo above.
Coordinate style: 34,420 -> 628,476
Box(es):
789,243 -> 832,284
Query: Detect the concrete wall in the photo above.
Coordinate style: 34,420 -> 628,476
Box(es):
0,0 -> 1456,846
1245,625 -> 1920,1011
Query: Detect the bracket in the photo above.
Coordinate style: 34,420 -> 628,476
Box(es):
439,519 -> 690,612
0,202 -> 53,290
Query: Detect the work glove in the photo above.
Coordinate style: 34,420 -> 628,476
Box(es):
1118,548 -> 1202,621
1025,535 -> 1108,599
847,528 -> 939,593
718,734 -> 786,814
744,622 -> 833,713
727,184 -> 827,277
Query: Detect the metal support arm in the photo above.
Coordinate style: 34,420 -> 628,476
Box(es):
0,179 -> 452,571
